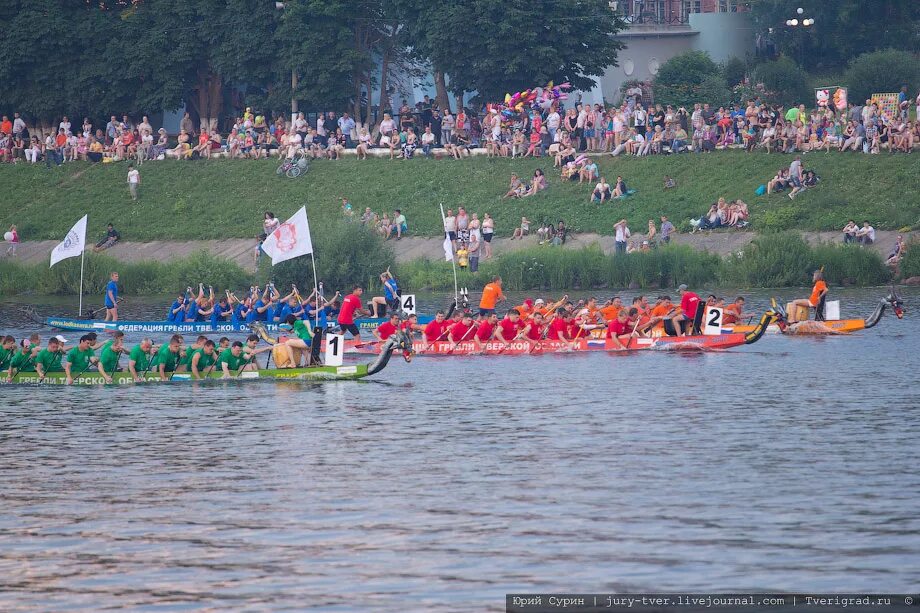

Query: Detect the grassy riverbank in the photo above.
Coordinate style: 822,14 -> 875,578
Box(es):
0,232 -> 895,297
1,153 -> 917,242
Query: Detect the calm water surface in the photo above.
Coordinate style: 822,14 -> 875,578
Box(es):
1,288 -> 918,611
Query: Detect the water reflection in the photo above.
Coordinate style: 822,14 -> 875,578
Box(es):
0,288 -> 918,610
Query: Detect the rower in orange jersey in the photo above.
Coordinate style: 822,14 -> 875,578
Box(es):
647,295 -> 678,336
599,296 -> 624,322
516,299 -> 534,320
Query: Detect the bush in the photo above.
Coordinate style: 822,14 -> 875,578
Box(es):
754,56 -> 811,107
653,51 -> 722,108
810,243 -> 891,286
843,49 -> 920,103
722,56 -> 747,88
0,252 -> 254,296
899,242 -> 920,279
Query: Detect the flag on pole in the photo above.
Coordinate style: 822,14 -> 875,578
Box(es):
439,204 -> 453,262
50,215 -> 87,268
261,206 -> 314,265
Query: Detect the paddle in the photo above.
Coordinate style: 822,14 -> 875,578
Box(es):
622,316 -> 643,351
61,352 -> 95,385
137,345 -> 157,382
7,351 -> 36,383
102,347 -> 124,384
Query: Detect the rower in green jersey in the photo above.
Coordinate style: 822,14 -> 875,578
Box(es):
217,341 -> 247,378
64,334 -> 97,385
0,336 -> 16,371
128,338 -> 154,382
190,340 -> 218,380
175,335 -> 208,373
35,336 -> 67,381
95,332 -> 125,384
152,335 -> 182,381
7,333 -> 42,380
242,334 -> 261,370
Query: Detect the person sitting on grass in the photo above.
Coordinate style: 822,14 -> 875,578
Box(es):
510,217 -> 530,240
855,220 -> 875,246
886,235 -> 906,266
503,174 -> 524,199
592,177 -> 612,203
388,210 -> 408,240
93,224 -> 121,252
522,169 -> 546,197
766,168 -> 789,194
578,158 -> 598,184
612,176 -> 628,198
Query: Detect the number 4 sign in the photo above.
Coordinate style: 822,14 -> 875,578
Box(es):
703,307 -> 723,335
400,294 -> 416,315
324,333 -> 345,366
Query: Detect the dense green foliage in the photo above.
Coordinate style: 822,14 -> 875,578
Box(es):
653,51 -> 729,109
842,49 -> 920,103
750,0 -> 920,72
1,153 -> 917,242
721,234 -> 892,287
396,237 -> 892,292
753,57 -> 812,107
898,243 -> 920,279
0,0 -> 624,125
0,251 -> 252,296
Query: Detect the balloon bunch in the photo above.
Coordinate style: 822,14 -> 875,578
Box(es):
487,81 -> 572,126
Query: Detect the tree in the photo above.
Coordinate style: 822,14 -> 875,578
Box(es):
0,1 -> 130,128
754,56 -> 811,107
653,51 -> 727,108
843,49 -> 920,102
398,0 -> 625,105
750,0 -> 920,71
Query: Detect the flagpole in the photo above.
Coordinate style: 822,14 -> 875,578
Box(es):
79,249 -> 85,317
310,253 -> 319,330
439,203 -> 459,306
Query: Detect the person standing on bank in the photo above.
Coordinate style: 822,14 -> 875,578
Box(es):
127,164 -> 140,201
104,272 -> 119,322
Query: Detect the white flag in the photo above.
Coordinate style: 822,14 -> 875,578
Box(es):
262,206 -> 314,266
443,234 -> 453,262
50,215 -> 87,268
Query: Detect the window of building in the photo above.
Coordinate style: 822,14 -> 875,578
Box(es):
682,0 -> 701,20
719,0 -> 740,11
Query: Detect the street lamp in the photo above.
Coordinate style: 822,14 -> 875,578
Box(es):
785,9 -> 815,65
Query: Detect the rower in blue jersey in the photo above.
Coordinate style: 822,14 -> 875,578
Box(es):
210,295 -> 233,326
167,290 -> 189,323
104,271 -> 119,321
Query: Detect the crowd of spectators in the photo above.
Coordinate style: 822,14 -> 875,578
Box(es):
2,85 -> 916,167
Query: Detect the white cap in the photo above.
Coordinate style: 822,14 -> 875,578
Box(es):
535,298 -> 545,305
53,335 -> 67,343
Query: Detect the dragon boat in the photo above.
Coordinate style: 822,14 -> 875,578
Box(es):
3,334 -> 413,386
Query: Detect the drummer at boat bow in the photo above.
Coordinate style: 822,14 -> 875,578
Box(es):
790,270 -> 828,322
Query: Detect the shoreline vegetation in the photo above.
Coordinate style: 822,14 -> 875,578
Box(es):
1,233 -> 907,298
0,154 -> 917,243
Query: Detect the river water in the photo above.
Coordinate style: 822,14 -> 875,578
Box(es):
1,288 -> 918,611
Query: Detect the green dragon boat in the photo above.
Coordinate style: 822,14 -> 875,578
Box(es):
3,334 -> 413,386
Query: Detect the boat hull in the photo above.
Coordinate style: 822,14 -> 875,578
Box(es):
3,364 -> 371,386
728,319 -> 866,335
350,334 -> 749,356
44,315 -> 432,334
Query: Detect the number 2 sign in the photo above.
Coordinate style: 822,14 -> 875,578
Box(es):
703,307 -> 723,335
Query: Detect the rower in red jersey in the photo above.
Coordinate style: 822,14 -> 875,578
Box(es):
605,308 -> 633,350
520,312 -> 545,341
447,312 -> 476,344
546,308 -> 572,341
423,311 -> 449,343
474,312 -> 499,351
495,309 -> 525,346
373,313 -> 400,342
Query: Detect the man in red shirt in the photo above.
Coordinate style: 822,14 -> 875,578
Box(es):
423,311 -> 449,343
672,284 -> 701,336
495,309 -> 525,346
337,286 -> 364,338
544,309 -> 568,339
606,308 -> 633,350
400,313 -> 424,337
473,312 -> 499,351
447,313 -> 476,345
520,312 -> 545,341
373,313 -> 400,342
